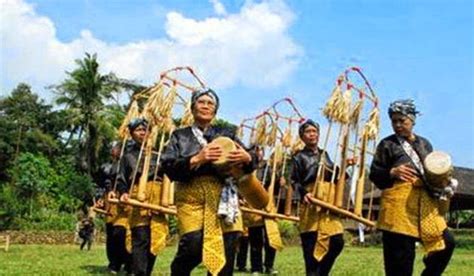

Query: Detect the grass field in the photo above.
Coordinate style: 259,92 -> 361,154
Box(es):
1,244 -> 473,275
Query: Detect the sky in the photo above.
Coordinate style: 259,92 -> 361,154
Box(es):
1,0 -> 473,167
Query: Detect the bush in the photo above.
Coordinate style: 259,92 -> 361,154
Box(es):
278,220 -> 300,245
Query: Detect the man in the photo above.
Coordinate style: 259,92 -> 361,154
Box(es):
245,146 -> 280,275
117,118 -> 168,276
291,119 -> 345,276
161,88 -> 257,276
369,99 -> 455,276
96,144 -> 132,274
78,217 -> 95,251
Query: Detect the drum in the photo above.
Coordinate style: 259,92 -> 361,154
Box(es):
211,136 -> 270,209
424,151 -> 453,188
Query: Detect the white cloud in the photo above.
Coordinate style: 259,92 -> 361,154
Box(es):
1,0 -> 302,100
210,0 -> 227,16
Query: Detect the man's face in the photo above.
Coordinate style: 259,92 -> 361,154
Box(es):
131,125 -> 147,143
111,147 -> 120,160
192,94 -> 216,124
390,113 -> 414,137
302,125 -> 319,147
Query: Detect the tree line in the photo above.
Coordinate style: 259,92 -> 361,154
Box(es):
0,53 -> 144,230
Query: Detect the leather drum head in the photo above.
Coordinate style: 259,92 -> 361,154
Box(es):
211,136 -> 236,166
424,151 -> 453,188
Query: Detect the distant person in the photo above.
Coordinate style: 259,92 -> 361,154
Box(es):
78,217 -> 95,251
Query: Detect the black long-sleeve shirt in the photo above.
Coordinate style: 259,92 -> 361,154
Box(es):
290,146 -> 338,200
116,140 -> 163,194
369,134 -> 433,190
160,126 -> 257,183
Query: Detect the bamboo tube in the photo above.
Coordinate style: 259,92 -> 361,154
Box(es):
354,131 -> 369,216
312,121 -> 333,198
367,182 -> 375,220
112,137 -> 129,192
161,175 -> 171,207
307,196 -> 375,227
137,126 -> 158,201
334,125 -> 350,207
240,206 -> 299,222
266,143 -> 282,212
284,185 -> 293,216
326,125 -> 344,204
129,128 -> 148,194
169,181 -> 175,205
275,150 -> 288,210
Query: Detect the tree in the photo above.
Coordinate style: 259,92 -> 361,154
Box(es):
0,83 -> 61,181
50,53 -> 140,178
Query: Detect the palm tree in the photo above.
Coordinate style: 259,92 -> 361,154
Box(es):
51,53 -> 143,177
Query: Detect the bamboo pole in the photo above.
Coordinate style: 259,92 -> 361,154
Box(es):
307,196 -> 375,227
108,198 -> 177,216
240,206 -> 299,222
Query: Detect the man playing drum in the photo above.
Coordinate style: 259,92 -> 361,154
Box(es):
369,99 -> 456,276
161,89 -> 258,276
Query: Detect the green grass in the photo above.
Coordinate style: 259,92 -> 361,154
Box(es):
1,244 -> 473,275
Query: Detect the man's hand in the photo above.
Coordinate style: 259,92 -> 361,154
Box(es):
120,193 -> 129,202
107,191 -> 117,200
96,199 -> 104,208
390,163 -> 418,183
347,156 -> 358,166
227,143 -> 252,165
190,144 -> 223,168
303,192 -> 313,204
279,176 -> 287,187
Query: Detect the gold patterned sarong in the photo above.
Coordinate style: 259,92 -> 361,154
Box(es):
264,203 -> 283,251
129,181 -> 169,255
175,176 -> 242,276
105,202 -> 118,224
377,179 -> 448,253
298,181 -> 343,261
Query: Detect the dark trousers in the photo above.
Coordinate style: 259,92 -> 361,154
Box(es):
80,237 -> 92,250
171,230 -> 242,276
236,235 -> 249,269
248,225 -> 276,272
300,232 -> 344,276
107,224 -> 131,273
382,230 -> 455,276
132,225 -> 157,276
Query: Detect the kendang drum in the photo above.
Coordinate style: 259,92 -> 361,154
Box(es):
211,136 -> 269,209
424,151 -> 453,188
